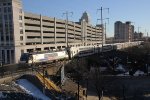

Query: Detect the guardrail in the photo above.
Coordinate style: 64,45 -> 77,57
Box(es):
36,73 -> 61,92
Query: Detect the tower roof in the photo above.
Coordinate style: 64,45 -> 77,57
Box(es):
79,11 -> 91,24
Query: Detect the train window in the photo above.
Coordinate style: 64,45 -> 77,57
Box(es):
20,53 -> 29,61
44,53 -> 58,58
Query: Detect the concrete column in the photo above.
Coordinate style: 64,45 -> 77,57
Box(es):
90,26 -> 92,43
6,49 -> 11,64
81,21 -> 84,45
65,20 -> 67,46
40,15 -> 43,44
85,22 -> 87,46
54,17 -> 56,45
40,47 -> 44,51
73,22 -> 75,41
22,12 -> 26,45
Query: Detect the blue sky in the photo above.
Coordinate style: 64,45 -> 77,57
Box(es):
22,0 -> 150,37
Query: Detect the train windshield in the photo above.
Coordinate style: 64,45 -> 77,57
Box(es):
20,53 -> 30,61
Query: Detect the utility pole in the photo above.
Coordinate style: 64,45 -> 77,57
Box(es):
104,21 -> 109,43
147,32 -> 149,42
97,7 -> 109,52
145,29 -> 149,42
97,18 -> 109,53
105,23 -> 107,42
62,11 -> 73,48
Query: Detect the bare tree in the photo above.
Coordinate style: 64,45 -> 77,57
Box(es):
91,65 -> 104,100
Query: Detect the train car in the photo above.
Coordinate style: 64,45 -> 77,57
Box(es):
19,41 -> 143,65
102,44 -> 113,52
19,53 -> 31,63
19,50 -> 68,64
69,46 -> 95,58
78,46 -> 95,57
94,45 -> 102,53
114,43 -> 124,49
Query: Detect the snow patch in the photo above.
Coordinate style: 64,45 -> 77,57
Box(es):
0,92 -> 6,98
116,64 -> 126,72
117,71 -> 130,76
134,70 -> 145,76
16,79 -> 50,100
0,92 -> 3,98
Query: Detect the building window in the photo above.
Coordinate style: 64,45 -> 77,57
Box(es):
11,50 -> 14,63
9,14 -> 12,21
4,15 -> 7,21
19,23 -> 22,27
5,23 -> 8,28
10,35 -> 13,41
27,49 -> 34,53
20,36 -> 23,41
7,50 -> 10,63
4,7 -> 7,13
9,23 -> 12,28
8,3 -> 11,6
1,36 -> 4,41
6,36 -> 9,41
19,9 -> 22,13
3,3 -> 6,6
19,16 -> 22,20
8,7 -> 11,12
2,50 -> 5,63
20,29 -> 23,34
0,15 -> 3,23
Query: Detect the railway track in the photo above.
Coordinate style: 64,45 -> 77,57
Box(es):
0,61 -> 65,78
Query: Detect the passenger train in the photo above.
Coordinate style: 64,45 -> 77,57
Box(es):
19,41 -> 142,64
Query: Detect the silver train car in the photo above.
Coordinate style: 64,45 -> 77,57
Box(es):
19,41 -> 143,64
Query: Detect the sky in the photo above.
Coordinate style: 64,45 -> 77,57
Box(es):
22,0 -> 150,37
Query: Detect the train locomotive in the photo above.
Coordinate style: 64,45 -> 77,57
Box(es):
19,50 -> 68,64
19,41 -> 142,64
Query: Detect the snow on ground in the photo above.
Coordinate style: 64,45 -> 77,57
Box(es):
0,92 -> 6,98
16,79 -> 50,100
134,70 -> 145,76
116,71 -> 130,76
100,67 -> 107,71
116,64 -> 126,72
